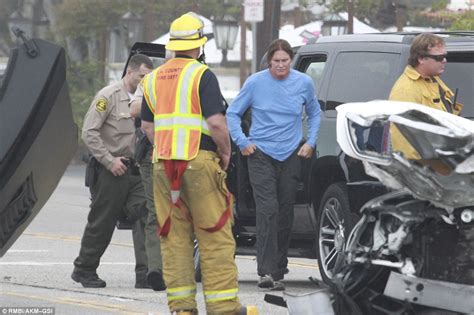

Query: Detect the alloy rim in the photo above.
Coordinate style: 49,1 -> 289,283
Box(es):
319,197 -> 345,279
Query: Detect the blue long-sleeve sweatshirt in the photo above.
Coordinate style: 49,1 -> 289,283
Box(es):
226,68 -> 321,161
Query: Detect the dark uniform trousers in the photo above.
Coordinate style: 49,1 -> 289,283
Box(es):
140,148 -> 163,274
73,163 -> 148,279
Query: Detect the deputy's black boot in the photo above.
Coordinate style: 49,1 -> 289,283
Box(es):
147,270 -> 166,291
135,272 -> 152,289
71,270 -> 106,288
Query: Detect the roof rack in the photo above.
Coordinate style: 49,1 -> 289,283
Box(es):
383,31 -> 474,37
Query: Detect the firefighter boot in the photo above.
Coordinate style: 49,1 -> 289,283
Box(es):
239,305 -> 258,315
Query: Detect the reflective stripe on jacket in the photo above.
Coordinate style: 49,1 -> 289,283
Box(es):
143,58 -> 209,161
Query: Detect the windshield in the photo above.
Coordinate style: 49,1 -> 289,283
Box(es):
326,52 -> 400,110
443,52 -> 474,118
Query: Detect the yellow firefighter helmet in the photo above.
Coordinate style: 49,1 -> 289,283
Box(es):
166,12 -> 208,51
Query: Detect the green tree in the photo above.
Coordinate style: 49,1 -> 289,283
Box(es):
153,0 -> 239,40
54,0 -> 233,128
54,0 -> 129,129
449,10 -> 474,31
0,0 -> 24,55
326,0 -> 383,27
431,0 -> 449,11
55,0 -> 127,37
2,0 -> 239,131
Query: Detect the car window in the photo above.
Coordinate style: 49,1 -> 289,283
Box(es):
299,55 -> 327,110
326,52 -> 400,110
299,56 -> 327,138
442,52 -> 474,118
305,58 -> 327,94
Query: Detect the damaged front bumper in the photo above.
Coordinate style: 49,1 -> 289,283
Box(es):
384,271 -> 474,314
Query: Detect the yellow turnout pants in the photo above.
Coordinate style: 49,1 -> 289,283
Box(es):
153,150 -> 241,314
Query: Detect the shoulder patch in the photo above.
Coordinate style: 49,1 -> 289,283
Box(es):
95,98 -> 108,112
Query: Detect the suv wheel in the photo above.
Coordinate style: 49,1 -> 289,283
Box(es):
316,182 -> 354,285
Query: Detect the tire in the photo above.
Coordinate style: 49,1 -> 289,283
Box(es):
193,240 -> 202,283
316,182 -> 356,285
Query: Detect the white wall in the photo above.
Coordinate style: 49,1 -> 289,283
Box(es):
448,0 -> 474,10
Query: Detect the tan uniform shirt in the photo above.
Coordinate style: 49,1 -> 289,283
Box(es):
82,80 -> 136,170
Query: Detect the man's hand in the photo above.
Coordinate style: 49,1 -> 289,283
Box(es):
241,143 -> 256,156
297,143 -> 313,159
207,113 -> 232,170
110,156 -> 128,176
219,152 -> 231,171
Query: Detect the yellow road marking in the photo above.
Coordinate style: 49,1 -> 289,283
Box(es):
23,232 -> 132,247
2,291 -> 156,315
236,255 -> 319,270
22,233 -> 319,270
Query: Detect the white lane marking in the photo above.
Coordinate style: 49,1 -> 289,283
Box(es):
7,250 -> 51,253
0,262 -> 135,266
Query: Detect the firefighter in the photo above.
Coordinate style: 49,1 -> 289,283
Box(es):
389,33 -> 463,160
141,12 -> 257,315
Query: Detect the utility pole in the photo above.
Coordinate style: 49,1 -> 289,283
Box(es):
240,4 -> 247,87
99,29 -> 107,82
255,0 -> 281,71
347,0 -> 354,34
143,0 -> 157,42
395,0 -> 407,32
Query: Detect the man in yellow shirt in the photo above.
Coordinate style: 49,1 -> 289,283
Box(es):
389,33 -> 463,160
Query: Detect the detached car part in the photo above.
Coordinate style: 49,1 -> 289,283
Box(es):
0,36 -> 77,256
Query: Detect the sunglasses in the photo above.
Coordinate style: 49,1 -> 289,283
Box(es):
423,54 -> 447,62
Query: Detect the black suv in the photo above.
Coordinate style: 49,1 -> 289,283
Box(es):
227,32 -> 474,284
116,34 -> 474,284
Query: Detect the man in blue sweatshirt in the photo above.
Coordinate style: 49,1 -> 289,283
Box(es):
227,39 -> 321,290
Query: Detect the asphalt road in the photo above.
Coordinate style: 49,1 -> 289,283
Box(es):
1,165 -> 323,314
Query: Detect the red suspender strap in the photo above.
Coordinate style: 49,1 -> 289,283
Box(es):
157,216 -> 171,236
200,192 -> 234,233
159,160 -> 189,236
